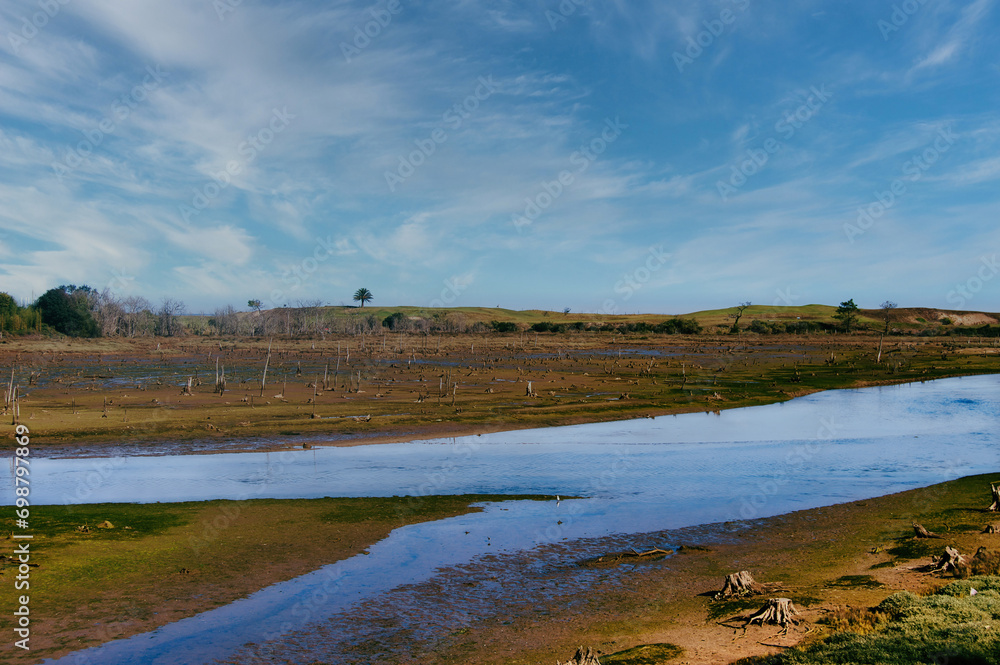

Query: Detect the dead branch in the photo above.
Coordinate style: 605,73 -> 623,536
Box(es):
912,522 -> 942,539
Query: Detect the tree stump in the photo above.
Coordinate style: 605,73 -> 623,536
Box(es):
557,647 -> 601,665
933,546 -> 967,573
983,524 -> 1000,534
912,522 -> 942,539
989,483 -> 1000,512
746,598 -> 799,628
715,570 -> 760,599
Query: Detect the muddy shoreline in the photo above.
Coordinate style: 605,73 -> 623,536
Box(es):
5,333 -> 998,458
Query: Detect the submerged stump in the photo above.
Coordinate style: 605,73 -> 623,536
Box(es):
715,570 -> 761,600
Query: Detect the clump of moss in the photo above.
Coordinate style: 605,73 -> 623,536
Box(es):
602,643 -> 683,665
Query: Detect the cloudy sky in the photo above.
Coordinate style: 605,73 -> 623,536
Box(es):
0,0 -> 998,315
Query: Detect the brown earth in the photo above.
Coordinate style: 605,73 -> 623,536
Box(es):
2,332 -> 998,456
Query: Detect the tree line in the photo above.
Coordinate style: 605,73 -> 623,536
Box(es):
0,286 -> 185,339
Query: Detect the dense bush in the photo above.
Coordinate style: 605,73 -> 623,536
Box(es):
530,321 -> 567,333
382,311 -> 407,330
654,318 -> 702,335
490,320 -> 518,333
948,324 -> 1000,338
35,285 -> 99,337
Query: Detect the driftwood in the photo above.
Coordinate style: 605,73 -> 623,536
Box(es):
557,647 -> 600,665
582,548 -> 672,567
990,483 -> 1000,512
912,522 -> 942,539
933,546 -> 967,573
746,598 -> 799,628
715,570 -> 761,599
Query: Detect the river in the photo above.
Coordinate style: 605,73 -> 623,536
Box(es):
14,374 -> 998,664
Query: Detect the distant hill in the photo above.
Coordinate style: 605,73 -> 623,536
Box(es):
184,304 -> 998,334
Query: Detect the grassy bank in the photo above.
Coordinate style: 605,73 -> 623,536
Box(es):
422,473 -> 1000,665
6,495 -> 547,661
8,474 -> 1000,664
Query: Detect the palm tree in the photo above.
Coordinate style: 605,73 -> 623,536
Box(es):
353,288 -> 373,308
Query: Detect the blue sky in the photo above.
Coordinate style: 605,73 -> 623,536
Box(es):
0,0 -> 998,315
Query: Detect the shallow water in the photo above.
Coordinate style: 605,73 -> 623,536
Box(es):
25,375 -> 1000,664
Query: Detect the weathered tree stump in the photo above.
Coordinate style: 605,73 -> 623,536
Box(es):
715,570 -> 760,599
982,524 -> 1000,534
989,483 -> 1000,512
557,646 -> 601,665
933,546 -> 967,573
746,598 -> 799,628
912,522 -> 942,539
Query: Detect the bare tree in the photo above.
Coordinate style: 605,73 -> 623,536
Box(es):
877,300 -> 898,363
211,305 -> 240,336
122,296 -> 152,337
157,297 -> 185,337
91,289 -> 124,336
729,301 -> 751,335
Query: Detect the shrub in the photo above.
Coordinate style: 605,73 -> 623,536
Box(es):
654,318 -> 702,335
382,312 -> 407,330
745,579 -> 1000,664
36,285 -> 99,337
490,320 -> 518,333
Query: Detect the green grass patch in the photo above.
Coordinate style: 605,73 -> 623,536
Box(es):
31,502 -> 192,546
887,537 -> 940,561
602,643 -> 684,665
318,494 -> 553,522
738,576 -> 1000,664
